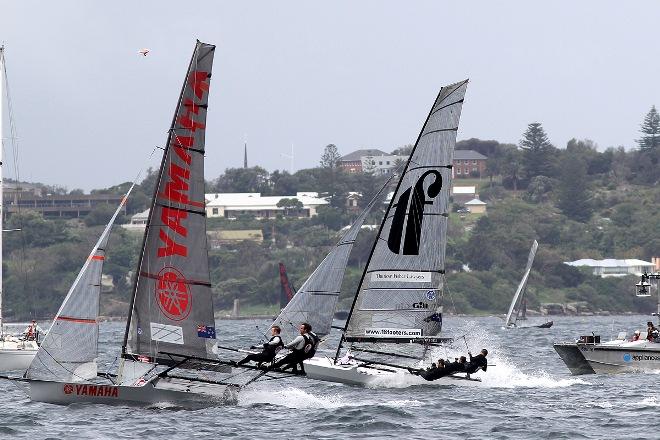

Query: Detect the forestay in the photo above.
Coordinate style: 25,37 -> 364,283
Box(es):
271,176 -> 392,343
505,240 -> 538,327
26,186 -> 134,382
124,41 -> 216,362
344,80 -> 468,343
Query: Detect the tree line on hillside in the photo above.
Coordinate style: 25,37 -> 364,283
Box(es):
2,107 -> 658,319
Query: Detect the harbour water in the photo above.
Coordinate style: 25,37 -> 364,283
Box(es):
1,314 -> 658,439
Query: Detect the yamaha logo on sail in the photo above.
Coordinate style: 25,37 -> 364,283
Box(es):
63,383 -> 119,398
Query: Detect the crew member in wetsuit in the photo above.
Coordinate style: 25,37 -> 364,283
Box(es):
270,322 -> 317,374
464,349 -> 488,378
237,325 -> 284,368
409,356 -> 467,381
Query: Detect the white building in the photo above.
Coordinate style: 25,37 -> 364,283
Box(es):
205,192 -> 328,219
564,259 -> 655,278
361,154 -> 406,175
122,208 -> 150,230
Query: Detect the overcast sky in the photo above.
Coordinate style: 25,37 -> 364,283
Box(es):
2,1 -> 659,191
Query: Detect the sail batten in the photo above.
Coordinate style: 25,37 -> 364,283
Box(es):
505,240 -> 539,327
125,41 -> 216,362
342,80 -> 468,344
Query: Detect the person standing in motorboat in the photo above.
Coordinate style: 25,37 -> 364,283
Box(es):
270,322 -> 319,374
646,322 -> 658,342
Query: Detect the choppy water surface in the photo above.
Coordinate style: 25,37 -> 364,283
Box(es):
1,315 -> 658,439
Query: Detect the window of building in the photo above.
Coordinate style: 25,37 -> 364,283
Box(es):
379,161 -> 383,165
463,160 -> 469,164
464,168 -> 469,174
212,208 -> 218,215
472,167 -> 478,172
386,161 -> 390,165
456,168 -> 461,175
472,160 -> 477,164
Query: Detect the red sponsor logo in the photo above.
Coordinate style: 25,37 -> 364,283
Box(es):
63,383 -> 119,398
157,69 -> 210,259
155,266 -> 191,321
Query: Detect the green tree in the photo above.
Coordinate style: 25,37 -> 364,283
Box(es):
637,106 -> 660,150
556,153 -> 592,222
211,167 -> 270,193
276,197 -> 303,216
520,122 -> 557,179
500,147 -> 524,190
320,144 -> 341,169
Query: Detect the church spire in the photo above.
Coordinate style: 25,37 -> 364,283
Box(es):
243,142 -> 248,168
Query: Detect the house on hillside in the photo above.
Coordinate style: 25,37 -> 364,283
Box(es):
465,197 -> 487,214
453,150 -> 488,178
205,192 -> 328,219
564,259 -> 655,278
451,186 -> 476,204
338,149 -> 391,173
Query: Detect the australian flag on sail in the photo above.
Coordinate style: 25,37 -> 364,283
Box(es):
197,325 -> 216,339
423,313 -> 442,323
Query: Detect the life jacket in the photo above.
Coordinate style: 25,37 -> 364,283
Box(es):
302,332 -> 319,358
265,335 -> 284,355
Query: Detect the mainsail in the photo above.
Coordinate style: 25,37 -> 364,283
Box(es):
504,240 -> 539,328
26,186 -> 134,382
271,176 -> 392,343
124,41 -> 216,362
343,80 -> 468,344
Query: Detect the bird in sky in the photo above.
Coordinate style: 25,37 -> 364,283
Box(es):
138,48 -> 150,57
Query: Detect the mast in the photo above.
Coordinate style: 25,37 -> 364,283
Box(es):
0,46 -> 5,333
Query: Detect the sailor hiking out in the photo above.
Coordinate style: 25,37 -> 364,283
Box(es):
409,349 -> 488,381
236,325 -> 284,368
270,322 -> 319,374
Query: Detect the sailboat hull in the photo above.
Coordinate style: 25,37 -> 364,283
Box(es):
304,357 -> 481,386
26,376 -> 238,407
0,342 -> 38,372
555,341 -> 660,375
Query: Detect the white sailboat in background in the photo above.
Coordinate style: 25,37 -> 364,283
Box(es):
503,240 -> 553,329
0,46 -> 39,371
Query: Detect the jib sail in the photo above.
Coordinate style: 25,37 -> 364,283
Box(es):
124,41 -> 216,362
271,175 -> 392,343
343,80 -> 468,344
27,186 -> 134,381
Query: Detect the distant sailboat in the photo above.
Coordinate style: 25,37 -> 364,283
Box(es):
304,80 -> 474,385
504,240 -> 553,329
0,45 -> 40,371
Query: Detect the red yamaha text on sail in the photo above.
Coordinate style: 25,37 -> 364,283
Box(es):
157,70 -> 210,258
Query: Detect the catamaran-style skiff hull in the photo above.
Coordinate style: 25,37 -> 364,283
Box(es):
26,377 -> 238,407
0,345 -> 37,371
304,357 -> 481,386
554,341 -> 660,375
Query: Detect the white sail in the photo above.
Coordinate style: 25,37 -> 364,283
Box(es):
504,240 -> 539,328
26,186 -> 134,381
343,80 -> 468,344
271,175 -> 392,343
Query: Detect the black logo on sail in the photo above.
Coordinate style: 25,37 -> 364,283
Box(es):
387,170 -> 442,255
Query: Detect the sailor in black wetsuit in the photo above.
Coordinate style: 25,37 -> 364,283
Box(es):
270,322 -> 319,374
237,325 -> 284,367
464,349 -> 488,378
409,356 -> 467,381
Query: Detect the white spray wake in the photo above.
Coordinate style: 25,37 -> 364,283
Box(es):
368,321 -> 590,389
239,385 -> 422,409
